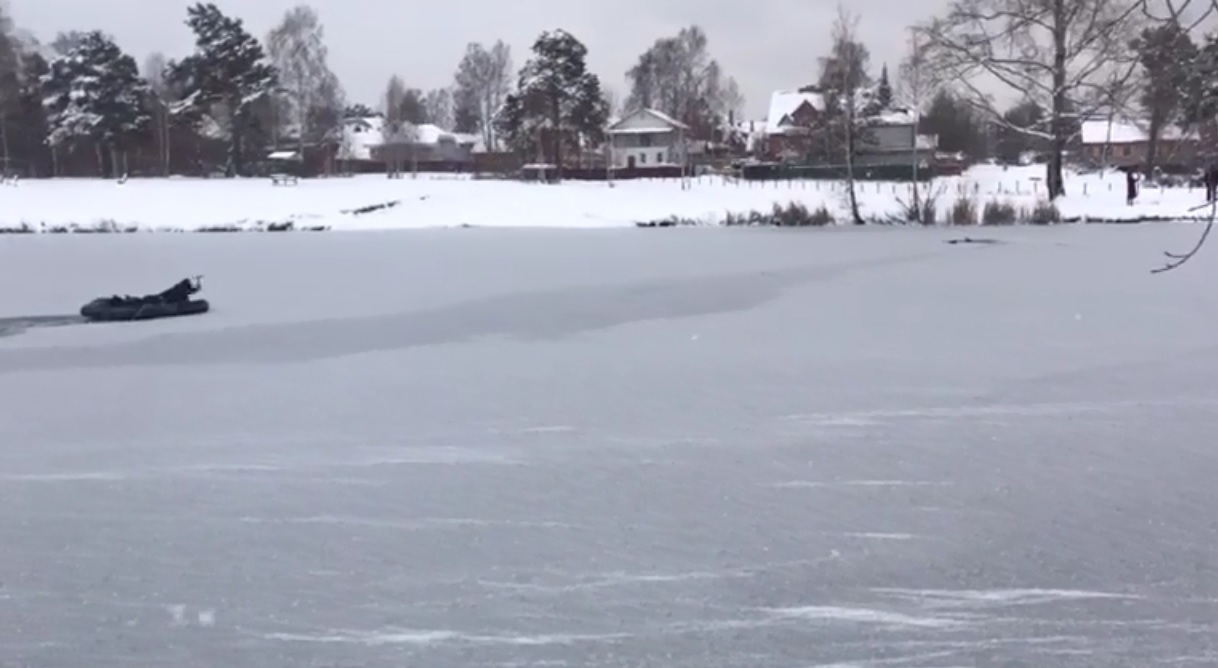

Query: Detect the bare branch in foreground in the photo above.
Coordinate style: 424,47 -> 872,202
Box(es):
1153,204 -> 1215,273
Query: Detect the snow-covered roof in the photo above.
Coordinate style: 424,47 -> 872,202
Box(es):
411,123 -> 450,144
338,116 -> 476,160
642,108 -> 687,129
765,90 -> 825,133
867,108 -> 917,126
606,108 -> 690,133
1080,117 -> 1198,145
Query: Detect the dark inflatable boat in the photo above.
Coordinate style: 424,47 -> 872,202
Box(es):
80,276 -> 209,322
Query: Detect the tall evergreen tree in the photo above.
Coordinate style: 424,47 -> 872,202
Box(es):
920,89 -> 984,158
169,2 -> 277,176
994,99 -> 1046,164
494,29 -> 608,178
399,88 -> 427,125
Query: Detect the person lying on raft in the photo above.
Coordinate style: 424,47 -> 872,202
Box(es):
156,277 -> 202,303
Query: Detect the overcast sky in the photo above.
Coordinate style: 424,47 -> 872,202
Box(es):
8,0 -> 948,119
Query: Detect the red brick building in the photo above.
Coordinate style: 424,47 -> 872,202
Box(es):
1080,117 -> 1201,169
763,90 -> 825,159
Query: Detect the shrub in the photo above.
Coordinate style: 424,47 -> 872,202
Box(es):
807,204 -> 835,226
950,196 -> 977,226
982,200 -> 1018,225
637,215 -> 702,227
1028,199 -> 1061,225
891,185 -> 942,225
773,201 -> 834,226
719,202 -> 834,227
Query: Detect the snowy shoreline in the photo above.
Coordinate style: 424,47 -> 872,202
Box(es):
0,165 -> 1211,232
0,215 -> 1209,234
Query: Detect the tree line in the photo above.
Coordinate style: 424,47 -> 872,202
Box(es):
0,1 -> 747,179
3,0 -> 1211,189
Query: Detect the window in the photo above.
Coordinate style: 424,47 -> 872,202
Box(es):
657,152 -> 664,163
639,153 -> 647,164
640,134 -> 652,147
1121,145 -> 1131,157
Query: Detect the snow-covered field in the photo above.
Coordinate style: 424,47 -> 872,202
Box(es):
2,225 -> 1218,667
0,164 -> 1210,232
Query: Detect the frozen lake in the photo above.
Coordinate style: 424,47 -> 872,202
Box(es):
2,224 -> 1217,667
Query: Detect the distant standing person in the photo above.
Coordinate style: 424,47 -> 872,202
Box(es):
1125,167 -> 1139,206
1206,162 -> 1218,203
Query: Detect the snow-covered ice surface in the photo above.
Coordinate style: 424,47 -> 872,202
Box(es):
0,164 -> 1210,231
2,224 -> 1218,667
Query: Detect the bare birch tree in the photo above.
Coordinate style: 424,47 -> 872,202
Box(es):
423,87 -> 453,129
603,85 -> 621,118
453,40 -> 512,150
382,75 -> 418,177
898,30 -> 939,221
718,77 -> 745,122
917,0 -> 1143,198
821,6 -> 869,225
624,26 -> 742,138
143,52 -> 172,175
267,4 -> 344,155
383,74 -> 405,126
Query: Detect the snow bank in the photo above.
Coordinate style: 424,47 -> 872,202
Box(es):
0,165 -> 1207,233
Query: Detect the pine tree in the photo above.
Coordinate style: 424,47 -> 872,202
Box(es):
170,2 -> 277,176
162,54 -> 211,146
875,64 -> 893,111
42,45 -> 95,152
920,89 -> 985,158
493,29 -> 608,178
399,88 -> 427,124
91,35 -> 152,172
41,31 -> 150,177
1132,23 -> 1198,175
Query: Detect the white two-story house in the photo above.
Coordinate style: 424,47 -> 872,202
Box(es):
604,108 -> 689,169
